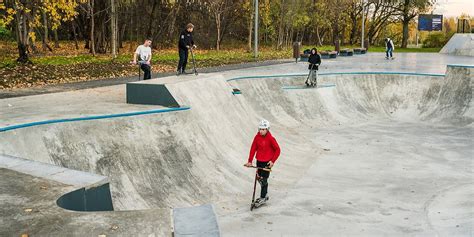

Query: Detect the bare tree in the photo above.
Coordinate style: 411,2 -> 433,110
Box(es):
366,0 -> 397,45
203,0 -> 236,50
392,0 -> 434,48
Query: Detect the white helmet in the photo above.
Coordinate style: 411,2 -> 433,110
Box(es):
258,119 -> 270,129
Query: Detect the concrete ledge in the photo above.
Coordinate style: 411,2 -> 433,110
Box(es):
227,71 -> 446,82
447,64 -> 474,68
127,83 -> 180,107
173,204 -> 220,237
0,107 -> 191,133
0,154 -> 107,188
0,154 -> 113,211
126,76 -> 197,107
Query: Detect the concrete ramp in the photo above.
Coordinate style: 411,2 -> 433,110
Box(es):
0,64 -> 472,236
440,33 -> 474,57
126,76 -> 198,107
173,204 -> 220,237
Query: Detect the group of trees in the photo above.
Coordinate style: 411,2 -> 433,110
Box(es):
0,0 -> 444,63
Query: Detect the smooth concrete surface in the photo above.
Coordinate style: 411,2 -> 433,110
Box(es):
0,154 -> 107,187
0,53 -> 473,236
173,204 -> 220,237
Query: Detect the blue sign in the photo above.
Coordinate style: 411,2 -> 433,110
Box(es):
418,14 -> 443,31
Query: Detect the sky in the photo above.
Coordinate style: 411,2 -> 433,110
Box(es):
432,0 -> 474,17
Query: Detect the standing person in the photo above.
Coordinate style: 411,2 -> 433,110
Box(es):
132,38 -> 152,80
244,119 -> 281,205
177,23 -> 196,75
306,48 -> 322,87
385,37 -> 395,60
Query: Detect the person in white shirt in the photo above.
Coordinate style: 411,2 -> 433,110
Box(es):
133,38 -> 152,80
385,37 -> 395,60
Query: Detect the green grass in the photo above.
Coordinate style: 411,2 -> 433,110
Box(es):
0,59 -> 15,68
1,45 -> 441,68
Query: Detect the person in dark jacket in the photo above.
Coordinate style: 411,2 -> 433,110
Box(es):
177,23 -> 196,75
244,119 -> 281,205
306,48 -> 321,87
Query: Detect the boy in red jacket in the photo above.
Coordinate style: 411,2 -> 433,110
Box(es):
244,119 -> 281,204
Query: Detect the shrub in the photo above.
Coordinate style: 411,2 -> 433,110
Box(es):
0,26 -> 12,40
422,32 -> 447,48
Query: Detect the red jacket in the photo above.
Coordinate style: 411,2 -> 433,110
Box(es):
248,131 -> 281,163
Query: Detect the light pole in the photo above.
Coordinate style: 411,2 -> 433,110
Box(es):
254,0 -> 258,59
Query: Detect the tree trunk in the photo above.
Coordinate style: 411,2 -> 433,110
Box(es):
146,0 -> 158,38
129,7 -> 134,52
316,27 -> 322,46
53,29 -> 59,48
401,19 -> 409,48
349,16 -> 357,45
247,8 -> 253,52
17,43 -> 30,63
277,0 -> 285,49
216,12 -> 221,51
17,13 -> 31,63
90,0 -> 96,56
72,21 -> 79,50
13,2 -> 31,64
341,23 -> 346,45
41,10 -> 53,52
400,0 -> 410,48
168,6 -> 178,43
111,0 -> 117,58
119,23 -> 126,49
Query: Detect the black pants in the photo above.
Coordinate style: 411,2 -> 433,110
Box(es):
177,48 -> 189,72
140,63 -> 151,80
257,160 -> 270,198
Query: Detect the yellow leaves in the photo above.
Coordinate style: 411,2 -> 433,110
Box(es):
6,8 -> 16,15
43,0 -> 80,27
0,2 -> 14,25
28,32 -> 37,42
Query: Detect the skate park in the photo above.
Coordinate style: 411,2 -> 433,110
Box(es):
1,31 -> 473,237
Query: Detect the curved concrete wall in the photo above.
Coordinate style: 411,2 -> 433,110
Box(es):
0,66 -> 471,212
